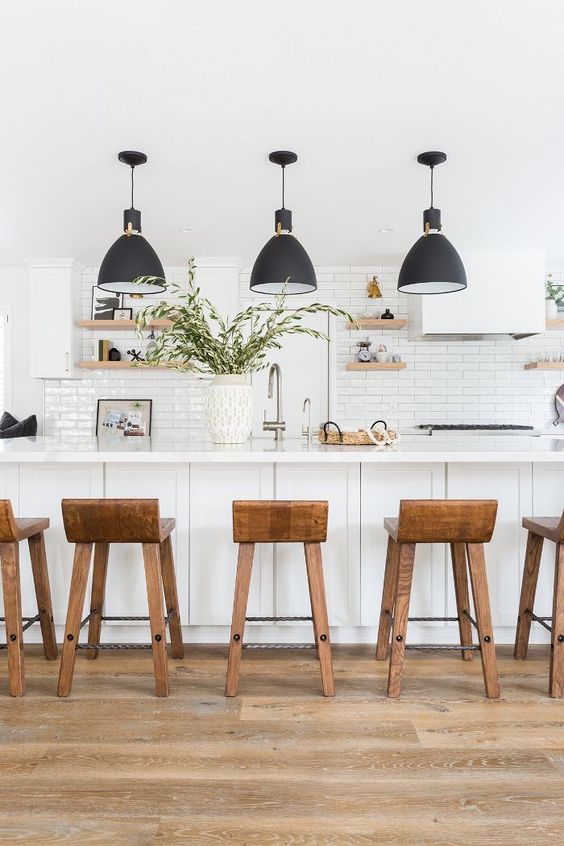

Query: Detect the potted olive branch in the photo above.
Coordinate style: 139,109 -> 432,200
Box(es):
134,258 -> 355,443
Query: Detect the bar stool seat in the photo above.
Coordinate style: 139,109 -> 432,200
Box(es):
0,501 -> 58,696
225,500 -> 335,697
515,510 -> 564,697
57,499 -> 183,698
376,499 -> 500,699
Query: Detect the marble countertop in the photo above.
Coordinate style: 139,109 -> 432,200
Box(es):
0,435 -> 562,463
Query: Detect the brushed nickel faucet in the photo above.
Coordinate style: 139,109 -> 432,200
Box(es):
302,397 -> 313,443
263,363 -> 285,440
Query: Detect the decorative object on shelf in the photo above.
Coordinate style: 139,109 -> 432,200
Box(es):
374,343 -> 389,363
366,275 -> 382,299
97,339 -> 111,361
553,384 -> 564,425
133,258 -> 352,443
546,273 -> 564,318
108,347 -> 121,362
380,308 -> 394,319
96,399 -> 152,438
391,354 -> 402,363
112,307 -> 133,321
250,151 -> 317,295
145,328 -> 158,355
0,410 -> 37,439
91,287 -> 121,320
318,419 -> 400,447
356,338 -> 372,363
358,306 -> 379,319
97,151 -> 166,297
398,151 -> 467,295
127,348 -> 144,362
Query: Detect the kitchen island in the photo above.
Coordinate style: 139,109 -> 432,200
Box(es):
1,435 -> 562,646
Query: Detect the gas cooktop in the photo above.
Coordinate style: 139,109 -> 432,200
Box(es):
417,424 -> 539,436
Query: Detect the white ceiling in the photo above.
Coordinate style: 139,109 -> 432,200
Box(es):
1,0 -> 564,268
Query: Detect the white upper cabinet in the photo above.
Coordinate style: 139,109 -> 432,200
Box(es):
408,250 -> 545,338
27,259 -> 83,378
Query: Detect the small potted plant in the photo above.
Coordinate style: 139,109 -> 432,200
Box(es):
134,259 -> 353,443
546,273 -> 563,320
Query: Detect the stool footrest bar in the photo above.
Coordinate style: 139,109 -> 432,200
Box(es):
525,609 -> 553,633
462,610 -> 478,629
76,643 -> 152,650
101,616 -> 150,622
405,644 -> 482,651
408,616 -> 460,623
245,616 -> 313,623
243,643 -> 316,650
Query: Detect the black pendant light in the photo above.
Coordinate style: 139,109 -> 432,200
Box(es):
250,151 -> 317,295
98,151 -> 166,296
398,151 -> 466,295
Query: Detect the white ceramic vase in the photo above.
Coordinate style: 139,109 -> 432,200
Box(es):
207,374 -> 253,444
546,299 -> 558,320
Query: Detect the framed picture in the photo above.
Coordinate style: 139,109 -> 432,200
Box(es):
96,399 -> 152,438
91,287 -> 122,320
112,307 -> 133,321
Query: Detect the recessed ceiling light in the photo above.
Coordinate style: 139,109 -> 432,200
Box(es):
179,227 -> 194,233
378,227 -> 395,234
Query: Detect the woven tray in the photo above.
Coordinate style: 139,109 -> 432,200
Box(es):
318,420 -> 400,446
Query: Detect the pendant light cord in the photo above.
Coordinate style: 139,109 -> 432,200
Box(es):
430,166 -> 434,209
281,165 -> 285,209
130,165 -> 135,209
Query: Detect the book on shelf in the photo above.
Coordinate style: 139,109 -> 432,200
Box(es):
97,339 -> 111,361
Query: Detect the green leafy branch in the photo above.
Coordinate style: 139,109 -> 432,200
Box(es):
133,258 -> 356,374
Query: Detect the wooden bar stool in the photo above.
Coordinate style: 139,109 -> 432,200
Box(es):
226,500 -> 335,697
514,510 -> 564,697
0,500 -> 58,696
375,499 -> 500,699
57,499 -> 183,698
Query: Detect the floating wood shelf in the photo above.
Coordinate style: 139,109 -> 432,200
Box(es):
524,362 -> 564,370
347,319 -> 407,330
546,319 -> 564,329
346,362 -> 406,371
78,319 -> 173,330
79,361 -> 177,371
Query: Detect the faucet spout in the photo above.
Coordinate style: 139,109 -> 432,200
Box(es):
263,363 -> 285,441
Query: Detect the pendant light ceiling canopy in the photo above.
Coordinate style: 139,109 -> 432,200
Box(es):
398,151 -> 467,295
250,151 -> 317,295
97,151 -> 166,296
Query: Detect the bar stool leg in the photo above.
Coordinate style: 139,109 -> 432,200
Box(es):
159,535 -> 184,659
549,542 -> 564,698
466,543 -> 500,699
304,542 -> 335,697
387,543 -> 416,698
376,536 -> 399,660
225,542 -> 255,696
450,543 -> 474,661
142,543 -> 169,697
514,530 -> 544,660
0,542 -> 25,696
86,542 -> 110,660
28,531 -> 58,660
305,554 -> 320,659
57,543 -> 93,697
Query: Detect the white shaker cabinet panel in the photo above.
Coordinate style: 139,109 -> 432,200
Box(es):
447,463 -> 532,627
189,463 -> 274,625
530,464 -> 564,625
104,464 -> 190,620
251,312 -> 329,440
0,465 -> 19,630
18,464 -> 104,622
361,464 -> 446,626
275,463 -> 361,626
28,260 -> 82,378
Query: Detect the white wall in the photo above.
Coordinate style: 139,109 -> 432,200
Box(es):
0,268 -> 43,430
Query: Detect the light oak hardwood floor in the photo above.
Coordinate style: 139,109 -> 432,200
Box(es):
0,645 -> 563,845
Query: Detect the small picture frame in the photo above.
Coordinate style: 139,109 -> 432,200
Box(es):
96,399 -> 152,438
112,307 -> 133,321
91,287 -> 121,320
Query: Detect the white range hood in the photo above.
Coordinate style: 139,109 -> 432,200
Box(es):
407,250 -> 545,340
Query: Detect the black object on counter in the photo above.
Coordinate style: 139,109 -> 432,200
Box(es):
0,411 -> 37,439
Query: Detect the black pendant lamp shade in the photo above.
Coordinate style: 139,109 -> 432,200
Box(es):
250,151 -> 317,295
98,151 -> 166,296
398,151 -> 466,295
